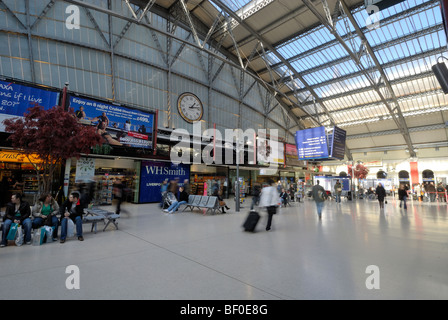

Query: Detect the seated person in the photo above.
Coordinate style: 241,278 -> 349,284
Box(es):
32,193 -> 60,241
212,189 -> 230,213
279,188 -> 289,206
59,192 -> 85,243
163,186 -> 188,214
1,193 -> 32,247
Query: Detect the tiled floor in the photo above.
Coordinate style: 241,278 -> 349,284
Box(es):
1,197 -> 447,300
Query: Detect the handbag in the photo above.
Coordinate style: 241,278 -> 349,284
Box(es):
219,200 -> 225,206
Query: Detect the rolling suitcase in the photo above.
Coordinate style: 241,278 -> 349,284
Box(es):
243,210 -> 260,232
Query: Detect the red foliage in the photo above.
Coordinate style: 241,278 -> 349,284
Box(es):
3,104 -> 103,193
347,164 -> 369,180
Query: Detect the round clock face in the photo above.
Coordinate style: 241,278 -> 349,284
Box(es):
178,93 -> 203,123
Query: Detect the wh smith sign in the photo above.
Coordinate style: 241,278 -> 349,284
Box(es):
139,161 -> 190,203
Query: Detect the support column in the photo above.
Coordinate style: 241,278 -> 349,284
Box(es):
410,161 -> 419,185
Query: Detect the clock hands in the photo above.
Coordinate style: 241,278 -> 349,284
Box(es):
188,102 -> 199,109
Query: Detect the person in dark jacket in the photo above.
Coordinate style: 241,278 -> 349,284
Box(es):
375,183 -> 386,209
1,193 -> 32,247
59,192 -> 85,243
212,188 -> 230,213
312,181 -> 327,220
398,184 -> 408,209
279,188 -> 289,206
250,183 -> 261,210
113,178 -> 124,214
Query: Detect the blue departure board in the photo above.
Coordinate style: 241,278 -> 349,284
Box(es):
295,127 -> 329,160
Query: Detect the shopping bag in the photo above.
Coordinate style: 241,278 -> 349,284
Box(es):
66,218 -> 75,238
43,226 -> 55,242
32,228 -> 44,246
15,225 -> 24,246
6,223 -> 19,241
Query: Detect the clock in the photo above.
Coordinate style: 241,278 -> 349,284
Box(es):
177,92 -> 203,123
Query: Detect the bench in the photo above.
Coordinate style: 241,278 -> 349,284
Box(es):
181,195 -> 221,214
83,215 -> 105,233
84,207 -> 120,232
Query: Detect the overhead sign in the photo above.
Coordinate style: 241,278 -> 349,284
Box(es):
0,80 -> 60,132
328,126 -> 346,159
0,151 -> 41,163
69,96 -> 154,149
295,127 -> 329,160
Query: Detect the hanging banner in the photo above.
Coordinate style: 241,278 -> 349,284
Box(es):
75,157 -> 96,182
285,143 -> 304,167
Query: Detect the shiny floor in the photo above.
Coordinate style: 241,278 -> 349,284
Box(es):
1,196 -> 447,300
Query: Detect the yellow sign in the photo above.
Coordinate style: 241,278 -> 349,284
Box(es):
0,151 -> 41,163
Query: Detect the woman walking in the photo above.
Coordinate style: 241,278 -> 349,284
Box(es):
375,183 -> 386,209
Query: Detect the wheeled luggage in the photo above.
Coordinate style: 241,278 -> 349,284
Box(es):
243,210 -> 260,232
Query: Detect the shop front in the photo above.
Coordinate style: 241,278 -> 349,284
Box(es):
190,164 -> 228,197
139,160 -> 190,203
0,150 -> 54,206
66,156 -> 140,205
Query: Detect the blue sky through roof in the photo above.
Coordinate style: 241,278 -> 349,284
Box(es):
210,0 -> 256,12
264,0 -> 444,121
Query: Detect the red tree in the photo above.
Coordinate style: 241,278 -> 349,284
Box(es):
3,104 -> 103,194
347,163 -> 369,180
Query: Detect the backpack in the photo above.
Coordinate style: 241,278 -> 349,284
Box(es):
317,189 -> 327,201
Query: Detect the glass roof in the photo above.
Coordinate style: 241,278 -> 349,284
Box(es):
211,0 -> 273,16
261,0 -> 445,127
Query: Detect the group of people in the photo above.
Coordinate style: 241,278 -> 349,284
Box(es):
413,182 -> 446,202
1,191 -> 88,247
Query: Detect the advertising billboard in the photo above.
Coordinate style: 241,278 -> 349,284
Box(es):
285,143 -> 304,167
68,95 -> 154,149
257,137 -> 284,165
0,80 -> 60,131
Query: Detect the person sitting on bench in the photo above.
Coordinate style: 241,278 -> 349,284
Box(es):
163,186 -> 189,214
59,192 -> 85,243
279,188 -> 289,206
212,189 -> 230,213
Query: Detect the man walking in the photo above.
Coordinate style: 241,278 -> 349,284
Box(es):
312,180 -> 327,220
334,179 -> 342,203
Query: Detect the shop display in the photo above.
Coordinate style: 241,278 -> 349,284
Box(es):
23,174 -> 38,203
